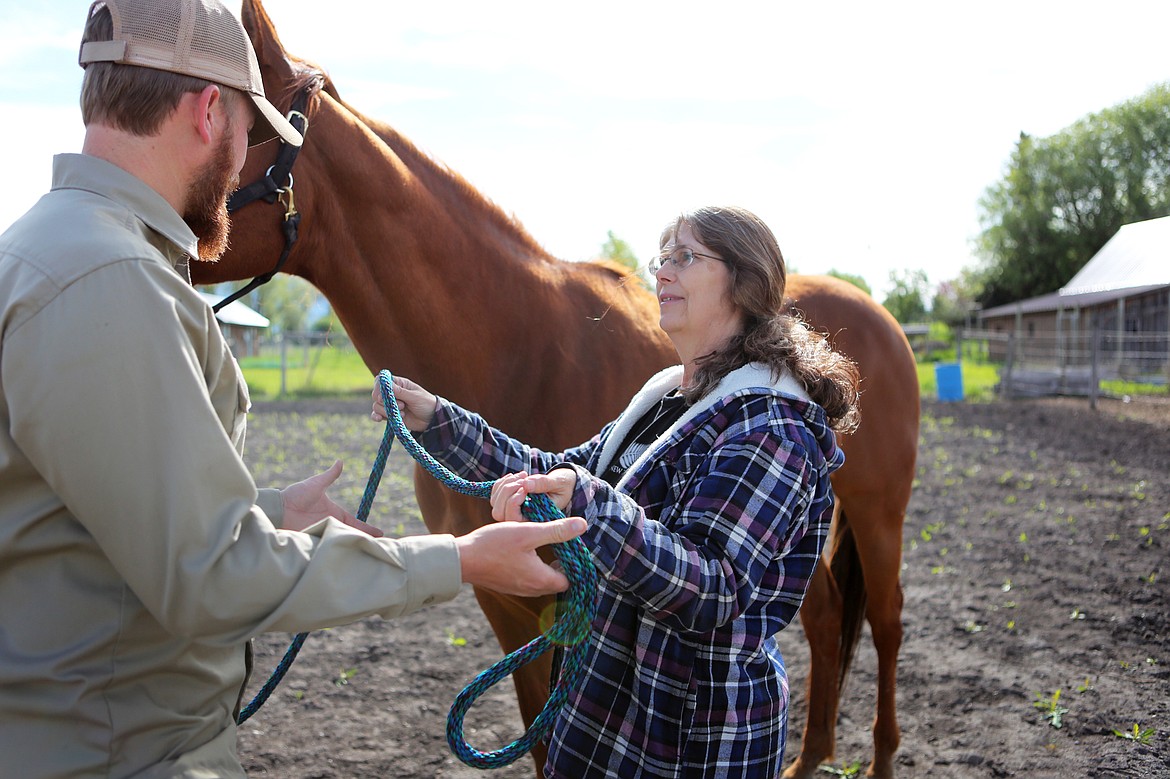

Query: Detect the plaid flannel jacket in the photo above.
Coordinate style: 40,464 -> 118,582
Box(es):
420,364 -> 844,778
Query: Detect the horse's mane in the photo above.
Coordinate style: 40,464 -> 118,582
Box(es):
278,57 -> 555,264
278,58 -> 330,112
354,103 -> 553,260
280,57 -> 646,291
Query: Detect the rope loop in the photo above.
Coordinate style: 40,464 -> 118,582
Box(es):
368,370 -> 598,768
237,369 -> 598,771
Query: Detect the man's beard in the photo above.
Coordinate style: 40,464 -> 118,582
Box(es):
183,128 -> 239,262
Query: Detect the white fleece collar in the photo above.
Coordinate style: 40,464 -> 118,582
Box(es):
596,363 -> 811,491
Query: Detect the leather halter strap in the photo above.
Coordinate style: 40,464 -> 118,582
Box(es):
212,84 -> 313,313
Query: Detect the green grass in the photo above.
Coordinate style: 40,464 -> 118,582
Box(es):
238,345 -> 372,399
238,340 -> 1008,403
1101,378 -> 1168,397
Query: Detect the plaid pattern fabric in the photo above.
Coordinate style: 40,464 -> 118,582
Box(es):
421,368 -> 844,778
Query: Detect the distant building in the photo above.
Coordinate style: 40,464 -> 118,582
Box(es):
976,217 -> 1170,390
979,215 -> 1170,343
198,291 -> 269,357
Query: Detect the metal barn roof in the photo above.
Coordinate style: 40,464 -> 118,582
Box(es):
197,291 -> 270,328
980,284 -> 1167,319
1060,215 -> 1170,296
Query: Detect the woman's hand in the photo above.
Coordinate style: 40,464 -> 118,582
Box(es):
490,469 -> 578,521
370,375 -> 438,431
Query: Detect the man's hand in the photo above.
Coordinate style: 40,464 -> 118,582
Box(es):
281,460 -> 382,536
455,516 -> 587,596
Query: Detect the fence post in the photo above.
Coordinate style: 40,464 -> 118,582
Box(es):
280,332 -> 288,398
1002,334 -> 1015,398
1089,324 -> 1100,411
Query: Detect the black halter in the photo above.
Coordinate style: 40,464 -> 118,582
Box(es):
212,84 -> 313,313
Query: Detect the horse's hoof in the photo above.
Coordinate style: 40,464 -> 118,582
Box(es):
781,757 -> 821,779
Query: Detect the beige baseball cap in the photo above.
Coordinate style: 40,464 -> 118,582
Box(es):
78,0 -> 302,147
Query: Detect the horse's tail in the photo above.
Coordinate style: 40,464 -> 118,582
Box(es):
828,506 -> 867,692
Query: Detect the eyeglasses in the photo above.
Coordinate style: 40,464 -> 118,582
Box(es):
648,247 -> 724,273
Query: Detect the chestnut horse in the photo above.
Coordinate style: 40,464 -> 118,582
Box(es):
198,2 -> 919,776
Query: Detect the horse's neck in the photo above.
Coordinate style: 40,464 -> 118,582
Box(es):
299,98 -> 672,428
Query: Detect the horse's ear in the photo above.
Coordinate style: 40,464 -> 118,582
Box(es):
239,0 -> 294,83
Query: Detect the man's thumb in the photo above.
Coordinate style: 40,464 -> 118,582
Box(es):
546,516 -> 587,544
323,459 -> 344,482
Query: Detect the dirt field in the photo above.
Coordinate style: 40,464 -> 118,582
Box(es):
235,395 -> 1169,778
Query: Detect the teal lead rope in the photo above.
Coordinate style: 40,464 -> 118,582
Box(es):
233,369 -> 599,757
238,370 -> 598,766
367,370 -> 598,769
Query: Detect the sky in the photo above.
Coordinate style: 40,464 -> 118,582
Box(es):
3,1 -> 1170,300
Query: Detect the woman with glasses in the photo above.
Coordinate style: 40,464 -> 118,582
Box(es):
373,205 -> 860,778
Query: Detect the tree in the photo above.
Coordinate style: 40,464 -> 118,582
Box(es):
882,269 -> 928,324
600,230 -> 639,273
256,275 -> 318,333
600,230 -> 652,290
825,269 -> 872,296
930,270 -> 980,327
311,307 -> 344,333
975,83 -> 1170,307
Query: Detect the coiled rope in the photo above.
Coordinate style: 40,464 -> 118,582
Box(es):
240,370 -> 598,771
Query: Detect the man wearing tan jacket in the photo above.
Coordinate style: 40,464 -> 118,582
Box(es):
0,2 -> 584,777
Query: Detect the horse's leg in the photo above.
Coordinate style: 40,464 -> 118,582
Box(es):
784,543 -> 843,779
469,587 -> 554,778
849,501 -> 905,779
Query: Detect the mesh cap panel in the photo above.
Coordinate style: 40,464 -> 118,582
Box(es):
78,0 -> 302,146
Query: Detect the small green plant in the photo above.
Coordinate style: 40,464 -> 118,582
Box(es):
919,522 -> 944,542
1075,677 -> 1093,693
1112,723 -> 1155,744
446,629 -> 467,647
1033,689 -> 1068,729
334,667 -> 358,687
818,760 -> 861,777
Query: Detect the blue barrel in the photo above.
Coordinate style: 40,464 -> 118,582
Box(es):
935,362 -> 964,402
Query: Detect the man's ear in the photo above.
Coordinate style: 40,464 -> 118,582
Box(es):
189,84 -> 222,145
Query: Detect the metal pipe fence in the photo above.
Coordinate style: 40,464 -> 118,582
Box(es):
956,327 -> 1169,407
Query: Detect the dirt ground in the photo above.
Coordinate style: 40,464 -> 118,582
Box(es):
235,395 -> 1169,778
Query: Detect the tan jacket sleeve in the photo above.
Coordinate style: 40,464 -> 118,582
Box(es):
6,259 -> 461,644
256,487 -> 284,527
